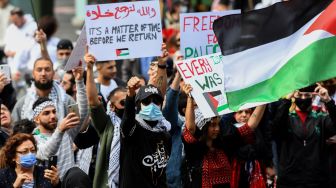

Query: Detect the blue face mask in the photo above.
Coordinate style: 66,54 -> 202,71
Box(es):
19,153 -> 37,169
139,103 -> 163,121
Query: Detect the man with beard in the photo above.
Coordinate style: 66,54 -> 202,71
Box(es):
61,70 -> 76,100
11,57 -> 78,122
11,56 -> 90,179
31,97 -> 91,185
273,84 -> 336,188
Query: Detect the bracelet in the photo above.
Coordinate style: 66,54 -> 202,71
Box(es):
157,64 -> 167,69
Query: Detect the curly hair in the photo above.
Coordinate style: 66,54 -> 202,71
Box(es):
1,133 -> 37,168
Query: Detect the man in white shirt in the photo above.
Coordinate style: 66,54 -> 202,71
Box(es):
0,0 -> 15,57
4,8 -> 37,73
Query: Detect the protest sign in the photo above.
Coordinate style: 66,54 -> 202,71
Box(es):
85,1 -> 163,61
180,10 -> 240,59
64,26 -> 87,71
175,52 -> 231,118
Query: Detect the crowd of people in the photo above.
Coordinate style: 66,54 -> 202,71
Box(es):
0,0 -> 336,187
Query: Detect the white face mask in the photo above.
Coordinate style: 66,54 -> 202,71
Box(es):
234,122 -> 245,128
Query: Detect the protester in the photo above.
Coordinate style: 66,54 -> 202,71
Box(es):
30,64 -> 88,179
4,8 -> 36,74
61,70 -> 76,99
273,84 -> 336,187
0,102 -> 10,147
11,57 -> 76,121
0,0 -> 15,61
54,39 -> 73,81
227,107 -> 271,188
0,133 -> 60,187
182,84 -> 267,188
119,77 -> 171,188
0,72 -> 16,110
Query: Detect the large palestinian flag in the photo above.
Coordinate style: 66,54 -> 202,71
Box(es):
213,0 -> 336,111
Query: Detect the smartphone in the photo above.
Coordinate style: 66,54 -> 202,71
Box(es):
48,156 -> 57,169
0,64 -> 11,80
67,103 -> 79,117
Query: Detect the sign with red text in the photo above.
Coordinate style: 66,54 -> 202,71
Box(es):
175,52 -> 232,118
64,26 -> 86,71
85,1 -> 162,61
180,10 -> 240,59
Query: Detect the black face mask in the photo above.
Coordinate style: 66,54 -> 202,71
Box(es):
114,108 -> 124,118
295,98 -> 312,112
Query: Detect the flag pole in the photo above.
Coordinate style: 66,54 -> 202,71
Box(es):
29,0 -> 46,51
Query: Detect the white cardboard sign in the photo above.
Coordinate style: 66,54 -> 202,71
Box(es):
180,10 -> 240,59
85,1 -> 163,61
175,52 -> 232,118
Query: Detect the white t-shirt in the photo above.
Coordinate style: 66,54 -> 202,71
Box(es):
95,78 -> 118,102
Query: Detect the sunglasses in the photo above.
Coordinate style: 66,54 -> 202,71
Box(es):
141,96 -> 162,106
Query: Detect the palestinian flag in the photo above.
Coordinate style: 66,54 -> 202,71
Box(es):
213,0 -> 336,111
203,90 -> 229,115
116,48 -> 129,57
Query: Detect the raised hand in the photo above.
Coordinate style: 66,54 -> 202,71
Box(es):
315,83 -> 331,102
58,113 -> 80,132
84,46 -> 96,70
35,29 -> 47,44
72,61 -> 84,81
0,73 -> 9,93
127,77 -> 142,97
182,84 -> 193,96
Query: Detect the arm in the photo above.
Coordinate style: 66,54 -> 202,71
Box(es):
120,77 -> 141,138
67,64 -> 88,140
36,113 -> 79,159
163,72 -> 181,135
84,50 -> 109,135
85,50 -> 100,107
73,124 -> 100,149
183,84 -> 196,135
35,29 -> 50,60
36,128 -> 64,160
151,43 -> 168,96
247,104 -> 267,130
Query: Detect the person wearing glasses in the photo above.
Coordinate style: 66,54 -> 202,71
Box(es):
273,84 -> 336,188
0,133 -> 60,187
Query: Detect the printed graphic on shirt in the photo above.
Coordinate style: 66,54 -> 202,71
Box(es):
142,141 -> 169,185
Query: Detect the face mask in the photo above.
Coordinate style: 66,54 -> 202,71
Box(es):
295,98 -> 312,112
19,153 -> 37,169
114,108 -> 124,118
139,103 -> 163,121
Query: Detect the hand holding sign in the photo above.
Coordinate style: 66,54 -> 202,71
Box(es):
84,46 -> 96,70
35,29 -> 47,44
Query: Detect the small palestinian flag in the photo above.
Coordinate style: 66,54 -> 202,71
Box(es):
116,48 -> 129,57
213,0 -> 336,111
203,90 -> 229,116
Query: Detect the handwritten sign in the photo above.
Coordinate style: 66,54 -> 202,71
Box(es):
176,52 -> 232,118
85,1 -> 163,61
64,26 -> 87,71
180,10 -> 240,59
